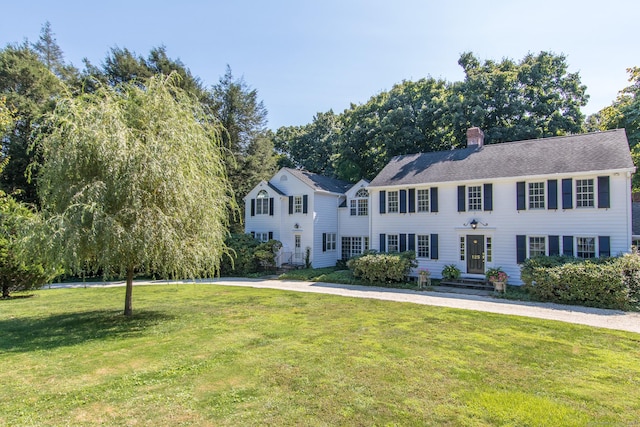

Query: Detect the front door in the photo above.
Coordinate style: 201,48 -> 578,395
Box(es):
294,234 -> 303,264
466,234 -> 485,274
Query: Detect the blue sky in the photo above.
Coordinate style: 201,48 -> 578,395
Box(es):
2,0 -> 638,130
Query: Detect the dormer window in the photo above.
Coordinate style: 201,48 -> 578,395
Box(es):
256,190 -> 269,215
350,188 -> 369,216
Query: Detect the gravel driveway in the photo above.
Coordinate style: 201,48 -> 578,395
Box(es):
48,277 -> 640,334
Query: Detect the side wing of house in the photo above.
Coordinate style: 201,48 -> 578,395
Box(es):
245,168 -> 352,268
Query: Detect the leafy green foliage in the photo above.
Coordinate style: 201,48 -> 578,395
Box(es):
220,233 -> 261,276
0,43 -> 66,203
520,255 -> 584,286
587,67 -> 640,189
0,186 -> 55,298
441,264 -> 461,280
455,51 -> 587,143
522,254 -> 640,310
484,266 -> 504,281
253,239 -> 282,271
35,74 -> 234,315
347,251 -> 416,283
211,66 -> 276,230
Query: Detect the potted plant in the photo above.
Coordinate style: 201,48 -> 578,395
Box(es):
417,268 -> 430,289
486,267 -> 508,292
441,264 -> 461,280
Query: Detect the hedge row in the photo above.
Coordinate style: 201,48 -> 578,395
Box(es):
521,254 -> 640,310
347,251 -> 416,284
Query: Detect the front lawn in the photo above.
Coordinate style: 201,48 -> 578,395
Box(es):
1,285 -> 639,425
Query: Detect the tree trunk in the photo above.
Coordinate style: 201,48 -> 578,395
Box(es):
2,284 -> 9,299
124,267 -> 134,316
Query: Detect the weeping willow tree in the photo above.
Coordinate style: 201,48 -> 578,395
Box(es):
36,74 -> 235,315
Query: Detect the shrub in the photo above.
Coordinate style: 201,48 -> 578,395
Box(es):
220,235 -> 282,276
615,252 -> 640,307
220,233 -> 261,276
522,254 -> 640,310
1,192 -> 58,298
520,255 -> 582,286
347,251 -> 416,284
442,264 -> 461,280
254,239 -> 283,271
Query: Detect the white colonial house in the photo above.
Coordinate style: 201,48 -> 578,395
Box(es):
245,128 -> 635,284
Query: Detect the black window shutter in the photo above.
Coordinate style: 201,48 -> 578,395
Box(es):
288,196 -> 294,214
250,231 -> 255,238
548,180 -> 558,209
322,233 -> 327,252
431,187 -> 438,212
458,185 -> 466,212
268,231 -> 273,240
400,190 -> 407,213
563,236 -> 574,256
516,182 -> 526,211
251,199 -> 255,216
408,189 -> 416,213
562,178 -> 573,209
598,176 -> 610,208
379,234 -> 386,252
430,234 -> 439,259
379,191 -> 386,214
599,236 -> 611,257
516,235 -> 526,264
549,235 -> 560,256
484,183 -> 493,211
400,234 -> 407,252
408,234 -> 415,252
269,198 -> 274,216
302,195 -> 308,214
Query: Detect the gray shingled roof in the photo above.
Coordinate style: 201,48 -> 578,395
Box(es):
284,168 -> 353,194
267,182 -> 286,195
369,129 -> 634,187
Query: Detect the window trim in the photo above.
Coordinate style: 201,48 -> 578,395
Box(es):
575,178 -> 595,208
467,185 -> 483,211
294,195 -> 303,213
256,190 -> 270,215
528,181 -> 546,210
417,189 -> 429,212
387,234 -> 399,252
528,235 -> 547,258
575,236 -> 596,258
416,234 -> 430,258
326,233 -> 337,252
387,191 -> 399,213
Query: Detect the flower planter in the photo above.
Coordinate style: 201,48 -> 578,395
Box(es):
492,280 -> 506,293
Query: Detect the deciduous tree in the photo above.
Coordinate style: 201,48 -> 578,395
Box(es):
36,75 -> 234,315
587,67 -> 640,189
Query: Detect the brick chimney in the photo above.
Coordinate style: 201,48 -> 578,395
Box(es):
466,127 -> 484,148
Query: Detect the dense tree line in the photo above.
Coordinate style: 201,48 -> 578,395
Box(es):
275,51 -> 590,181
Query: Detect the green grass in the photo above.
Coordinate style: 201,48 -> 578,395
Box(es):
1,285 -> 639,426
